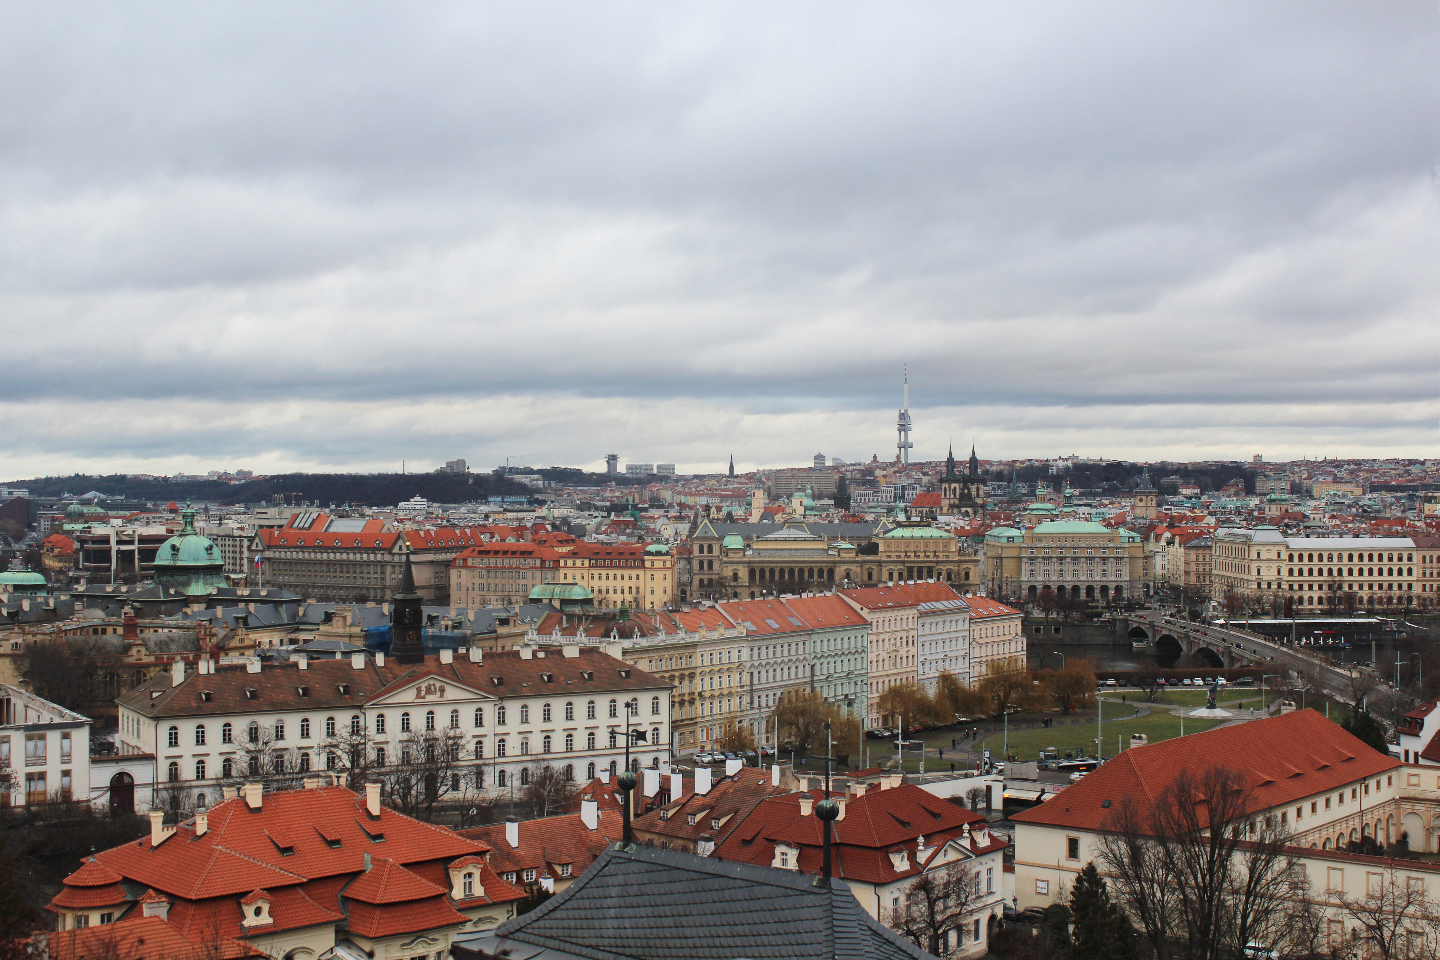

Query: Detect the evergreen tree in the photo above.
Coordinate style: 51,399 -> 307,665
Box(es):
1340,708 -> 1388,755
1068,862 -> 1136,960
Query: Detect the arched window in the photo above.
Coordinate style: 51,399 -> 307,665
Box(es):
587,731 -> 596,750
400,712 -> 411,732
374,714 -> 385,734
542,703 -> 553,722
247,754 -> 259,775
248,722 -> 260,743
520,738 -> 530,755
609,760 -> 618,776
462,872 -> 475,898
519,768 -> 530,786
497,739 -> 507,757
167,761 -> 180,781
542,735 -> 552,753
348,715 -> 360,736
520,705 -> 530,724
474,708 -> 484,728
274,720 -> 285,741
497,770 -> 507,788
564,702 -> 574,721
300,717 -> 311,739
609,731 -> 618,749
586,761 -> 596,780
497,706 -> 507,725
564,733 -> 574,752
475,767 -> 485,788
167,725 -> 179,747
375,747 -> 385,766
564,763 -> 574,781
299,752 -> 310,772
324,716 -> 336,737
651,696 -> 660,716
221,722 -> 233,744
608,699 -> 618,718
651,728 -> 660,745
194,759 -> 206,780
272,754 -> 285,774
450,709 -> 460,729
425,710 -> 436,732
194,724 -> 206,746
222,757 -> 234,778
475,742 -> 484,759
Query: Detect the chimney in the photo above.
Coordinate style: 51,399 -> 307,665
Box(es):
798,794 -> 814,817
363,852 -> 371,871
148,809 -> 174,846
562,644 -> 579,658
694,766 -> 712,796
835,796 -> 847,822
771,765 -> 780,786
375,651 -> 385,667
221,784 -> 239,801
505,817 -> 520,849
724,757 -> 743,778
296,653 -> 308,671
644,768 -> 659,798
141,894 -> 170,920
170,659 -> 184,687
580,799 -> 598,831
696,833 -> 715,857
242,781 -> 263,810
468,646 -> 482,663
440,647 -> 454,665
848,781 -> 868,798
885,772 -> 903,790
351,651 -> 365,670
670,772 -> 683,797
365,780 -> 381,817
599,771 -> 609,784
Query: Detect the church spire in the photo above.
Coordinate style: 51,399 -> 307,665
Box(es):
728,454 -> 735,478
391,552 -> 425,664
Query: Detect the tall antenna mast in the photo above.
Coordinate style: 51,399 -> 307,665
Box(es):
896,365 -> 913,465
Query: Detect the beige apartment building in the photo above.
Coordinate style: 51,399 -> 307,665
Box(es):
451,541 -> 676,611
1209,526 -> 1287,605
1212,530 -> 1420,612
982,520 -> 1147,605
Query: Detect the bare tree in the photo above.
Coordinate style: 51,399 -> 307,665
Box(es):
524,764 -> 577,819
889,861 -> 981,957
1097,765 -> 1301,960
16,640 -> 99,711
978,656 -> 1037,717
770,687 -> 858,756
1331,868 -> 1440,960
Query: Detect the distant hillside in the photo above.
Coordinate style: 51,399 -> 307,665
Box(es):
6,472 -> 534,507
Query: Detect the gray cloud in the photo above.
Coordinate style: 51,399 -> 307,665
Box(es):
0,2 -> 1435,476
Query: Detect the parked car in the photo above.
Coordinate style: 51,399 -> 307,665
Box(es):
866,728 -> 894,740
1181,678 -> 1193,686
1193,678 -> 1205,686
1069,771 -> 1087,782
1242,944 -> 1280,960
1215,678 -> 1229,686
1236,677 -> 1257,686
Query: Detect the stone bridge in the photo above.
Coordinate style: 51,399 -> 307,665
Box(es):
1115,616 -> 1256,669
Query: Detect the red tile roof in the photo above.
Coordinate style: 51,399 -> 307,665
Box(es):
39,916 -> 264,960
459,811 -> 620,879
962,596 -> 1021,619
1012,710 -> 1400,833
714,783 -> 999,885
343,858 -> 446,904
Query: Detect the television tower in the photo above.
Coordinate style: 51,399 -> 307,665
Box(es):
896,366 -> 913,465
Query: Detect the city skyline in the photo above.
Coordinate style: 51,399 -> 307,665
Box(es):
0,3 -> 1434,477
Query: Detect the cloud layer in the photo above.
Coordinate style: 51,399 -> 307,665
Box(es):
0,2 -> 1435,476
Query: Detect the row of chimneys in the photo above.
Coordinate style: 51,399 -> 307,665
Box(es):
148,774 -> 384,846
172,645 -> 490,683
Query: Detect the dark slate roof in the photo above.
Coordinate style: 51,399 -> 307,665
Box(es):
452,844 -> 935,960
697,522 -> 883,541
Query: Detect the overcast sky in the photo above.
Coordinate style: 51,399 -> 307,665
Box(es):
1,2 -> 1436,478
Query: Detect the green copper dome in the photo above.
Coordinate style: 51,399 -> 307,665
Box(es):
644,543 -> 671,554
881,525 -> 953,539
0,569 -> 48,594
152,503 -> 229,597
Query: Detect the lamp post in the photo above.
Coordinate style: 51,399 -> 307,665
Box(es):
1412,654 -> 1423,689
1262,674 -> 1276,714
1051,651 -> 1066,669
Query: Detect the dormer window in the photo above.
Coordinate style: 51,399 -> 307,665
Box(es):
491,677 -> 504,687
201,690 -> 212,702
581,671 -> 594,681
244,688 -> 257,700
337,683 -> 349,694
462,873 -> 474,898
296,686 -> 308,697
541,673 -> 554,683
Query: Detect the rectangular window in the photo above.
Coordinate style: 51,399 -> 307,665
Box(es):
1066,837 -> 1080,861
1327,867 -> 1344,892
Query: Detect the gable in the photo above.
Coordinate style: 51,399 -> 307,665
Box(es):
367,673 -> 496,707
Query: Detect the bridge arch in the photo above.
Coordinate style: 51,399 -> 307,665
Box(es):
1194,646 -> 1224,668
1154,633 -> 1183,659
1128,625 -> 1151,643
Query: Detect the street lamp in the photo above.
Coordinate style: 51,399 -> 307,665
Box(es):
1262,674 -> 1277,714
1412,654 -> 1423,688
1051,651 -> 1066,669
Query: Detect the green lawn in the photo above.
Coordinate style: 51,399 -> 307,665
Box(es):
976,710 -> 1233,763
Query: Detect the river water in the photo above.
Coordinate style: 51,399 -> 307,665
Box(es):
1030,639 -> 1423,674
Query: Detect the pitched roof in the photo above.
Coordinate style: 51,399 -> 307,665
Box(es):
1012,709 -> 1400,833
120,648 -> 669,719
961,596 -> 1021,620
452,844 -> 933,960
633,771 -> 793,847
39,916 -> 264,960
460,811 -> 621,878
343,858 -> 447,904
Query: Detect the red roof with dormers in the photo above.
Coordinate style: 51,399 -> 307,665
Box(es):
715,783 -> 1003,886
40,915 -> 264,960
52,784 -> 514,943
909,492 -> 942,509
403,527 -> 493,551
962,596 -> 1022,620
459,810 -> 621,881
